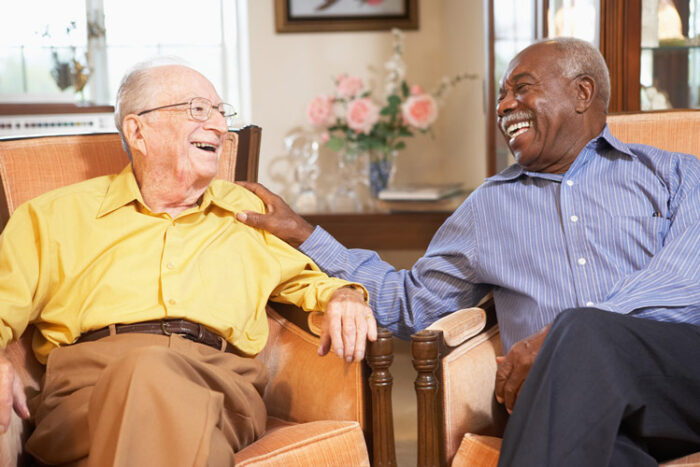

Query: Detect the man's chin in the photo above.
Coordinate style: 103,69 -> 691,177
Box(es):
513,152 -> 536,170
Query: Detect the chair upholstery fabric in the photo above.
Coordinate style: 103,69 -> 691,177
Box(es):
235,418 -> 369,466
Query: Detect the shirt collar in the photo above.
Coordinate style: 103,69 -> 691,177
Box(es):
485,123 -> 637,183
97,165 -> 145,218
97,166 -> 239,218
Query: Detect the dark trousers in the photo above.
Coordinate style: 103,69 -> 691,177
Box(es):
498,308 -> 700,467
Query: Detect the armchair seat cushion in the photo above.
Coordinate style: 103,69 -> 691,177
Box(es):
235,417 -> 369,466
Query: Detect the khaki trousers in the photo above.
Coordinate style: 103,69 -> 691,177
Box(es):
25,333 -> 268,466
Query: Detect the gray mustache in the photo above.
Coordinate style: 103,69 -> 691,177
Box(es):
500,111 -> 534,133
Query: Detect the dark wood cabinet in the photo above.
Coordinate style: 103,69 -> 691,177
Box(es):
303,212 -> 451,250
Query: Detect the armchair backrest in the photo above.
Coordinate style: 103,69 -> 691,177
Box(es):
607,109 -> 700,158
0,126 -> 262,229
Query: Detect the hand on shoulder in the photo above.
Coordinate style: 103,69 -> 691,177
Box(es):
235,181 -> 314,248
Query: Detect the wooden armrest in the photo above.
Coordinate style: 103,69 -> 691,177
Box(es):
426,307 -> 487,347
412,296 -> 507,466
263,302 -> 396,466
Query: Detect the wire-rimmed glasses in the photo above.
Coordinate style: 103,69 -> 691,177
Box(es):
137,97 -> 237,126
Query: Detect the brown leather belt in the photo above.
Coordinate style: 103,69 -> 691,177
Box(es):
76,319 -> 236,353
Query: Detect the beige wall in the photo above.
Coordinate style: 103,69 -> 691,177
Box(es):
246,1 -> 486,202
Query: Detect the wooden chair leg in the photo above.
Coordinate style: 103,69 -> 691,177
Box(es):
366,328 -> 397,467
412,329 -> 445,467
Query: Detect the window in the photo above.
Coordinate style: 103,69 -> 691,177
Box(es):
0,0 -> 249,120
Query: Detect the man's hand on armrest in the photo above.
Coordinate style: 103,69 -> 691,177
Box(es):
494,324 -> 550,414
0,349 -> 30,433
235,181 -> 314,248
320,287 -> 378,363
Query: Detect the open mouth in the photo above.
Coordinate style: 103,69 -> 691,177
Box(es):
192,142 -> 217,153
505,120 -> 532,138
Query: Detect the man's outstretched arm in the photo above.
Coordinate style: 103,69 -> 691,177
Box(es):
235,181 -> 488,338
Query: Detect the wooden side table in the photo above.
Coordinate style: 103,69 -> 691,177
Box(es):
303,212 -> 452,250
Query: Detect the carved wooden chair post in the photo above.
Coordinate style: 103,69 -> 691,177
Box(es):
366,328 -> 397,466
412,330 -> 445,467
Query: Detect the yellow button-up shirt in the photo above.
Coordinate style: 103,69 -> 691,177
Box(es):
0,166 -> 361,363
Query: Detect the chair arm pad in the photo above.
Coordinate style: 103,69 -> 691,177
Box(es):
427,307 -> 487,347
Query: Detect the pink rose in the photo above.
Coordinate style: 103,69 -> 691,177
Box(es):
365,0 -> 384,4
320,131 -> 330,143
306,95 -> 334,126
401,94 -> 438,130
346,98 -> 379,134
336,75 -> 364,99
410,84 -> 423,95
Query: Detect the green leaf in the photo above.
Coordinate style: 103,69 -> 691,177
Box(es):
369,139 -> 385,150
387,95 -> 401,106
401,81 -> 409,98
394,141 -> 406,151
326,136 -> 344,151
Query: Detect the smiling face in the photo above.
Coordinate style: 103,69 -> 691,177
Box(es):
497,42 -> 586,174
131,65 -> 228,195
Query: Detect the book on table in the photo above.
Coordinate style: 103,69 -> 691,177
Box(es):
376,184 -> 470,212
377,183 -> 464,201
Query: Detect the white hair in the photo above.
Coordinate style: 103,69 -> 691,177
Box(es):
113,56 -> 193,160
545,37 -> 611,111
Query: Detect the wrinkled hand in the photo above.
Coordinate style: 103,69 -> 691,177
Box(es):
0,351 -> 30,433
494,324 -> 550,414
235,181 -> 314,248
319,287 -> 377,363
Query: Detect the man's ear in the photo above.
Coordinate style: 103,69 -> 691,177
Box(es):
122,115 -> 147,158
574,75 -> 595,113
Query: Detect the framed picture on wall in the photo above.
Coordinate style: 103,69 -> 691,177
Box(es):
274,0 -> 419,33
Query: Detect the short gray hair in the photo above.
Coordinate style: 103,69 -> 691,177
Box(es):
545,37 -> 611,111
113,57 -> 191,160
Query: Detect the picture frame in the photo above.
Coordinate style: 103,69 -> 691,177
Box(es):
274,0 -> 418,33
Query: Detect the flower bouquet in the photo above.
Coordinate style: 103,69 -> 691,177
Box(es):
306,28 -> 474,197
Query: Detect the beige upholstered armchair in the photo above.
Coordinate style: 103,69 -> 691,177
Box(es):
0,127 -> 397,466
411,110 -> 700,467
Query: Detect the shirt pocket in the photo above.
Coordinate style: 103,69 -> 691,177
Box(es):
586,215 -> 670,273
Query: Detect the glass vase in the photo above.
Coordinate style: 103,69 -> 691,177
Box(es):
328,149 -> 363,213
284,130 -> 322,213
367,150 -> 398,198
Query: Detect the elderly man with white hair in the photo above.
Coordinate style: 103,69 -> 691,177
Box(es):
0,61 -> 377,466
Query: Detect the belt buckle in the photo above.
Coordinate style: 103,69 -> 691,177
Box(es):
160,320 -> 172,336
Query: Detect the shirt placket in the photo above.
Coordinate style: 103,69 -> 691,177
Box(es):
560,167 -> 597,309
161,219 -> 185,314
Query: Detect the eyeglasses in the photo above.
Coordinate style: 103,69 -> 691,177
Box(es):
137,97 -> 237,125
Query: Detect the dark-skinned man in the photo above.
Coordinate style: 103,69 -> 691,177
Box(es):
237,38 -> 700,465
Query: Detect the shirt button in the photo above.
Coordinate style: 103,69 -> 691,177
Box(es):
578,257 -> 587,266
168,299 -> 176,305
586,301 -> 595,307
566,180 -> 574,186
570,215 -> 579,222
166,262 -> 175,270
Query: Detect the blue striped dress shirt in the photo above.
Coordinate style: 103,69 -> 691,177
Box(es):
300,125 -> 700,351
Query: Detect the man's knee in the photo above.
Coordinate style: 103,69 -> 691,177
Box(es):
543,308 -> 626,361
550,308 -> 620,341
